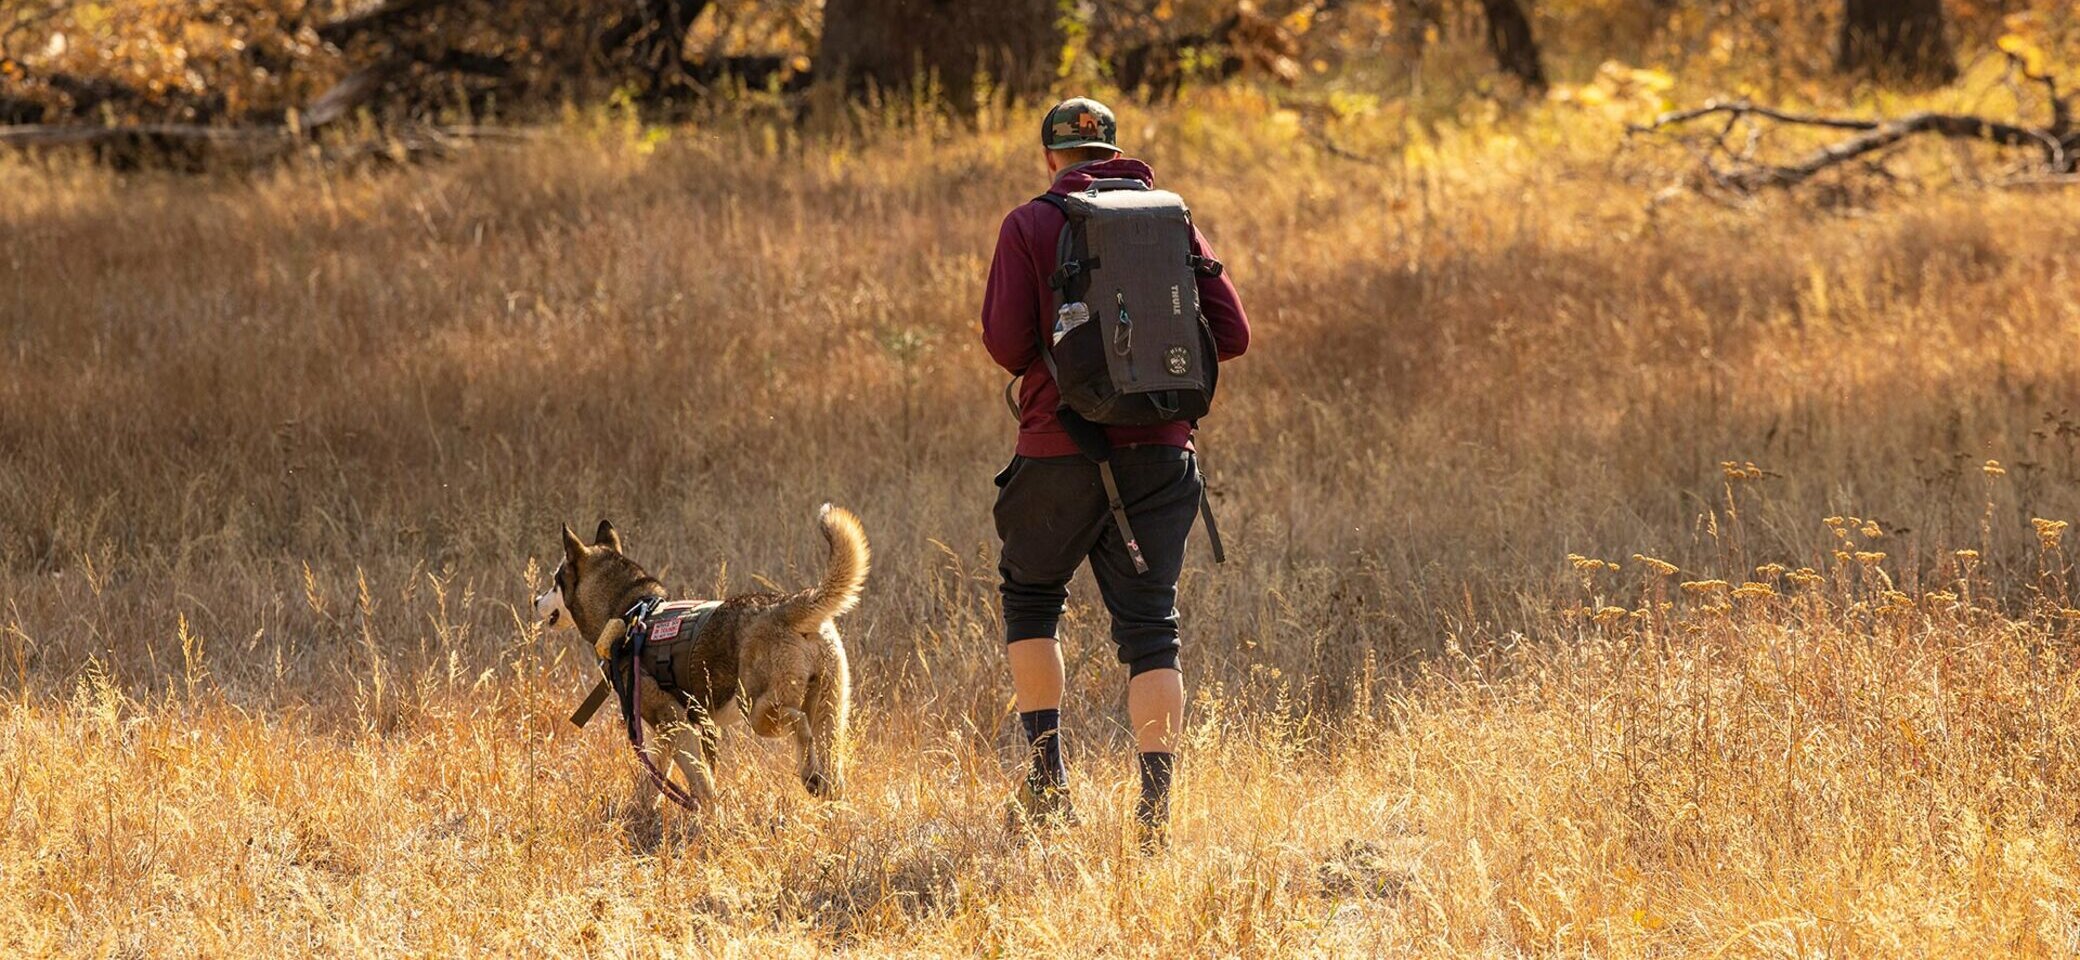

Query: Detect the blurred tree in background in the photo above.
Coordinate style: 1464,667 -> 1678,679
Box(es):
0,0 -> 2074,131
817,0 -> 1060,102
1837,0 -> 1956,86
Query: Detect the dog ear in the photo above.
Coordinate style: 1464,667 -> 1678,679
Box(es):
594,519 -> 622,552
562,524 -> 587,567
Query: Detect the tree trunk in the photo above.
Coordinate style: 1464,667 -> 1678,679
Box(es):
815,0 -> 1062,108
1477,0 -> 1547,94
1837,0 -> 1956,87
598,0 -> 710,82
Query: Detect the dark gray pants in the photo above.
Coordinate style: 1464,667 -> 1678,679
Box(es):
992,446 -> 1203,675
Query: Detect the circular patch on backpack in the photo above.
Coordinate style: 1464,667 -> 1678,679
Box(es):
1165,346 -> 1190,376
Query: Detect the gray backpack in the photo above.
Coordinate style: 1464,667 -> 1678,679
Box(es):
1029,179 -> 1228,573
1034,179 -> 1225,428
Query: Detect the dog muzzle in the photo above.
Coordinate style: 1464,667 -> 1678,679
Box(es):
535,584 -> 574,630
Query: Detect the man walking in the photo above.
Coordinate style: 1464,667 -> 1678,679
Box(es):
981,97 -> 1250,847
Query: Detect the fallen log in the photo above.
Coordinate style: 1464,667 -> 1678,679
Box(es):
0,124 -> 275,148
0,39 -> 526,166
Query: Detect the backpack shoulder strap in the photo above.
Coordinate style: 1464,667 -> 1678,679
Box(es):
1031,191 -> 1082,237
1032,193 -> 1098,296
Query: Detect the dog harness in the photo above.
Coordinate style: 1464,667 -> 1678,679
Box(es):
569,597 -> 725,728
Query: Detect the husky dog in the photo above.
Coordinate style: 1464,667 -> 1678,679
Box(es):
535,505 -> 867,808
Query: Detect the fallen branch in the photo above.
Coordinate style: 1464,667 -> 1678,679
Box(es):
299,55 -> 415,129
1631,53 -> 2079,195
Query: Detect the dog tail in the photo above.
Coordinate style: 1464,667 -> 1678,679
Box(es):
781,504 -> 870,628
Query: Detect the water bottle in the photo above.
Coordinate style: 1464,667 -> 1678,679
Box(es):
1052,301 -> 1091,346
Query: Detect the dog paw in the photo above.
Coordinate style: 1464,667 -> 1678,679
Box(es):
623,805 -> 664,850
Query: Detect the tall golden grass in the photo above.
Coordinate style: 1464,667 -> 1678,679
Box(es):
6,88 -> 2080,954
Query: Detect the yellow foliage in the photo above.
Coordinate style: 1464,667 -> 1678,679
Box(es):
1998,33 -> 2051,75
1548,61 -> 1678,120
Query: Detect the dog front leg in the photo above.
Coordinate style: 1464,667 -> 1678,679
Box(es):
659,713 -> 720,808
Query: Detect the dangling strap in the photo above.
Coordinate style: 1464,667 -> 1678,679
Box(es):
1003,375 -> 1022,420
1194,442 -> 1227,565
1097,460 -> 1150,575
569,675 -> 613,727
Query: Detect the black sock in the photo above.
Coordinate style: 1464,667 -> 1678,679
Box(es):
1136,752 -> 1174,826
1020,709 -> 1066,787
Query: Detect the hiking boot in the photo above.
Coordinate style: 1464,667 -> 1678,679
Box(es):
1005,775 -> 1078,833
1135,816 -> 1172,854
1134,800 -> 1171,855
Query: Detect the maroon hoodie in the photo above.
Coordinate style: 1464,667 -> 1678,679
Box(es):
982,157 -> 1250,458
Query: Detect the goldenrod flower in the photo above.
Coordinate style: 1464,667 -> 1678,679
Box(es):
1720,460 -> 1764,481
2032,518 -> 2068,551
1633,554 -> 1678,577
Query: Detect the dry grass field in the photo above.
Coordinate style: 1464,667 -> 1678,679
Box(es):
7,87 -> 2080,955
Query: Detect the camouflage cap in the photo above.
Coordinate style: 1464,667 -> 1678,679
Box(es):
1041,97 -> 1120,152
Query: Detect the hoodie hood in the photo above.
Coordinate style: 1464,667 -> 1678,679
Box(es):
1048,156 -> 1156,195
